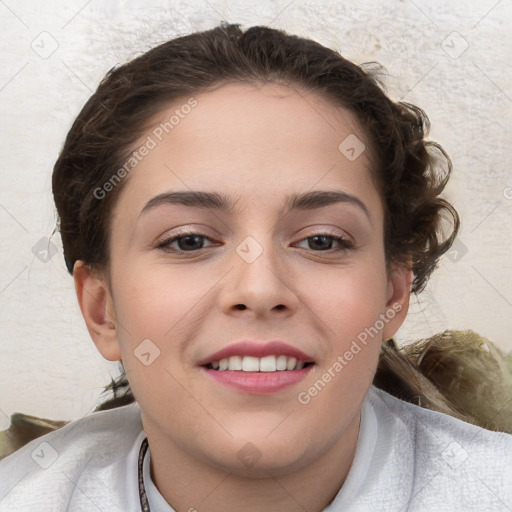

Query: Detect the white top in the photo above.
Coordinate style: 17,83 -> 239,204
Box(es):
0,386 -> 510,511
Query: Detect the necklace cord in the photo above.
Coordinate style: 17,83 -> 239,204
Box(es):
138,437 -> 151,512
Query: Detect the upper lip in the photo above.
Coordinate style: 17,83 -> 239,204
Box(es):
197,341 -> 314,366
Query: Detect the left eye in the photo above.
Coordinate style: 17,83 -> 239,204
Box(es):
157,232 -> 214,252
295,234 -> 354,252
157,232 -> 353,254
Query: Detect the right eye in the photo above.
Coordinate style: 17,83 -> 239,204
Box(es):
156,231 -> 217,254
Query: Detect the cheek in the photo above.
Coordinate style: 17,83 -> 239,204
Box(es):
303,261 -> 388,401
110,264 -> 221,401
296,266 -> 386,415
310,259 -> 388,336
110,268 -> 203,419
113,267 -> 212,339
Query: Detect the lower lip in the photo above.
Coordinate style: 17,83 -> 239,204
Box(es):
201,366 -> 314,394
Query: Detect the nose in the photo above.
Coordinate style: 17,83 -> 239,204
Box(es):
219,236 -> 300,319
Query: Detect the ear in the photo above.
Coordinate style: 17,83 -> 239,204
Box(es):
381,263 -> 413,340
73,260 -> 121,361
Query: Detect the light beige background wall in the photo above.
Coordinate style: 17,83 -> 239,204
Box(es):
1,0 -> 511,424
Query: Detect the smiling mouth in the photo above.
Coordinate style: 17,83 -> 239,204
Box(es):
204,355 -> 315,372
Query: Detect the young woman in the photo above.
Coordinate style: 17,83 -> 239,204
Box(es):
0,22 -> 510,512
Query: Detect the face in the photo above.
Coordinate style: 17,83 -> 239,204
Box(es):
78,82 -> 410,476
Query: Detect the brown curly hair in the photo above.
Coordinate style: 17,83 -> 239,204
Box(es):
52,22 -> 479,420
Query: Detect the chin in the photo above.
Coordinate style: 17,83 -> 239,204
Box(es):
201,432 -> 315,477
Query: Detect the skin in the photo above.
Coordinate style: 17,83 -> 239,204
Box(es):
74,82 -> 412,512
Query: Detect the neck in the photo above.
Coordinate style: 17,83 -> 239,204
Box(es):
144,414 -> 360,512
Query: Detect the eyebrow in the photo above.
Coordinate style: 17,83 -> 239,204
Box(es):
138,189 -> 371,221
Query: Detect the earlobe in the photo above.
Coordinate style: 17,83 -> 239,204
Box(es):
382,264 -> 413,340
73,260 -> 121,361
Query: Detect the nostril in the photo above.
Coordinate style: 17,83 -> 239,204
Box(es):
235,304 -> 246,310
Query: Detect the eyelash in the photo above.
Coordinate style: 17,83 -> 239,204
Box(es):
156,230 -> 355,255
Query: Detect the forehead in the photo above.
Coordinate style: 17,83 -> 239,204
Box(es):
152,81 -> 371,159
114,82 -> 379,216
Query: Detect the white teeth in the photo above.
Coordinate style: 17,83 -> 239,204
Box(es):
276,355 -> 288,370
260,355 -> 276,372
228,355 -> 242,370
242,356 -> 260,372
286,357 -> 297,371
209,355 -> 310,372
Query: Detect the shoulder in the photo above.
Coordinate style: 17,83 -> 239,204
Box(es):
370,384 -> 512,449
0,403 -> 143,511
368,386 -> 512,510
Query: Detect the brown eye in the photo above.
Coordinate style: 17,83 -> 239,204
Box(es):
157,232 -> 215,253
295,234 -> 354,252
